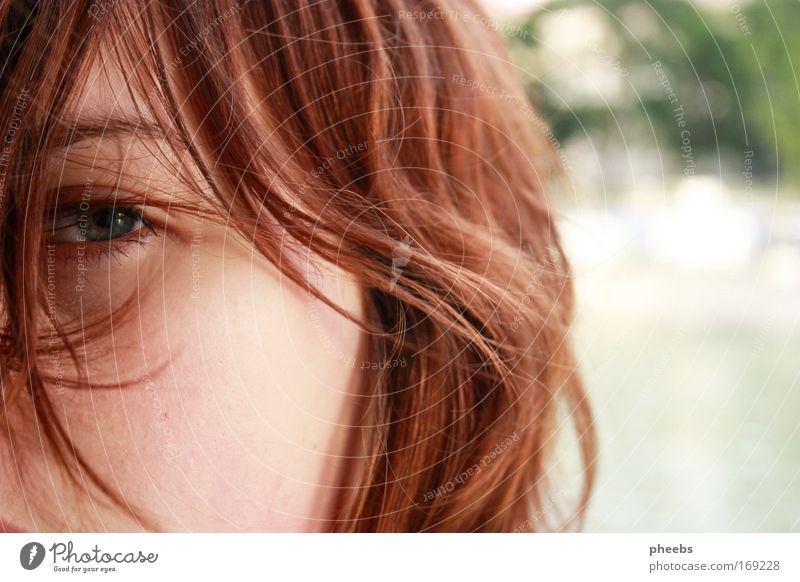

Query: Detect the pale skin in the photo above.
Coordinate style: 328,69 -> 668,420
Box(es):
0,56 -> 366,532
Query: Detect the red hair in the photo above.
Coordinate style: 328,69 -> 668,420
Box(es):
0,0 -> 596,531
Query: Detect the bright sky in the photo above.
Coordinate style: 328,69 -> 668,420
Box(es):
482,0 -> 747,16
480,0 -> 544,17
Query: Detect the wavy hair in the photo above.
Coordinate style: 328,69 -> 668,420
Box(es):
0,0 -> 596,531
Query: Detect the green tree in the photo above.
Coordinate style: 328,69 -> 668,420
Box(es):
509,0 -> 800,191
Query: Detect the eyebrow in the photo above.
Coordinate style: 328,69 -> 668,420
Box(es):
48,113 -> 181,148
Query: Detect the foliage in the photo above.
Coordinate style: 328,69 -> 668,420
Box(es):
509,0 -> 800,190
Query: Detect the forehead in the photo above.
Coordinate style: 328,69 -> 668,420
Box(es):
68,56 -> 143,121
46,55 -> 194,191
49,53 -> 187,154
60,50 -> 182,136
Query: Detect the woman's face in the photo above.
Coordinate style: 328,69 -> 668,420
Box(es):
0,58 -> 366,531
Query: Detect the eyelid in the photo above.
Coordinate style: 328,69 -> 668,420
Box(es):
48,185 -> 147,209
45,183 -> 167,241
47,183 -> 196,222
46,185 -> 170,228
45,182 -> 218,246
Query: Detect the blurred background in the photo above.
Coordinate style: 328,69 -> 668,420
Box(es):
486,0 -> 800,531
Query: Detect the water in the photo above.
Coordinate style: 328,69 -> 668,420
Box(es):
568,221 -> 800,531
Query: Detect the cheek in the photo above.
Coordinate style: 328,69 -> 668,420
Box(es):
52,237 -> 365,531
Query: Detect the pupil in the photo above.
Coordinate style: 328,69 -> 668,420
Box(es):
90,209 -> 136,239
92,209 -> 115,229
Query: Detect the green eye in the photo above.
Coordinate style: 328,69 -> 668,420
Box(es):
84,208 -> 143,241
49,207 -> 148,243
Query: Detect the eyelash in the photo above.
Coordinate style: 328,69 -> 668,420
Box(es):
55,233 -> 158,265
